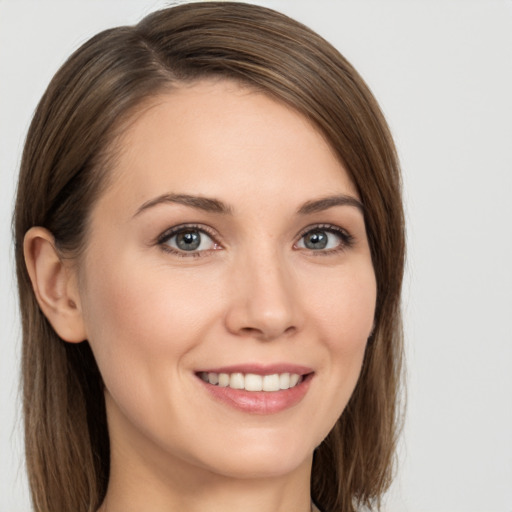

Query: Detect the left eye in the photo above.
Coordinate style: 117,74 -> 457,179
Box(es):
296,228 -> 346,251
163,228 -> 216,252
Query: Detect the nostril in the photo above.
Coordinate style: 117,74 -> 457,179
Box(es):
238,324 -> 296,341
240,327 -> 259,335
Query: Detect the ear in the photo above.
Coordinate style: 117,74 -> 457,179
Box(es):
23,227 -> 87,343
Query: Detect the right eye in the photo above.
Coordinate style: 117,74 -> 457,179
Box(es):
158,226 -> 221,256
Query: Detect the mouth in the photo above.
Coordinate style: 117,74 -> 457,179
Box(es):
195,365 -> 314,414
197,371 -> 305,392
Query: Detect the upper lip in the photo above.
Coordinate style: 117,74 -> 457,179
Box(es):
195,363 -> 314,376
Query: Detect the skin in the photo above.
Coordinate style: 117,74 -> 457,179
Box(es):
25,80 -> 376,512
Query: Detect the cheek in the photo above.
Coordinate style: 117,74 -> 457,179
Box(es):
78,256 -> 221,401
310,263 -> 376,402
315,263 -> 376,347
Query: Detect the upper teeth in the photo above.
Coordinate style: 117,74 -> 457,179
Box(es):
199,372 -> 302,392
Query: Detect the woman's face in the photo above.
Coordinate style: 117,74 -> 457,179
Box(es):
76,80 -> 376,481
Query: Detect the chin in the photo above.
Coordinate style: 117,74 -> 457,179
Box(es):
203,451 -> 312,480
187,430 -> 317,480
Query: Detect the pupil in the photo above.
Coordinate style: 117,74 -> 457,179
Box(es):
176,231 -> 201,251
305,231 -> 327,250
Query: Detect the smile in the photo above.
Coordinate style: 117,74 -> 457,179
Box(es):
195,366 -> 314,414
198,371 -> 303,392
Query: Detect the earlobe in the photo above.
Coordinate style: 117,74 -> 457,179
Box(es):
23,227 -> 87,343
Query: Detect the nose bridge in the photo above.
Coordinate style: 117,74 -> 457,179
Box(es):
225,240 -> 299,340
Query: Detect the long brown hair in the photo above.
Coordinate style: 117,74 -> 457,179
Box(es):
13,3 -> 405,511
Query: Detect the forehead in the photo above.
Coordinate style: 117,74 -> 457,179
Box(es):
97,79 -> 358,215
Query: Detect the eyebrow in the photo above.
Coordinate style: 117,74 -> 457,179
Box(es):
297,194 -> 364,215
133,192 -> 364,217
134,193 -> 233,217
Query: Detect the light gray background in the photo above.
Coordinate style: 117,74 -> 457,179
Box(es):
1,1 -> 511,511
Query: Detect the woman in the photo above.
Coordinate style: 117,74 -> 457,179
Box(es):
14,2 -> 404,512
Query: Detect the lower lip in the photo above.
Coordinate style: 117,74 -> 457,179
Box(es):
197,374 -> 313,415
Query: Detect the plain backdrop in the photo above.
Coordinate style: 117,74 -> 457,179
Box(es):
1,1 -> 511,511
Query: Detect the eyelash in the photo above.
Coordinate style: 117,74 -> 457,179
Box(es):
157,224 -> 220,258
156,223 -> 355,257
295,224 -> 355,255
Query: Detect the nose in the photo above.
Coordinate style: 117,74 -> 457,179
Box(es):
224,249 -> 301,341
